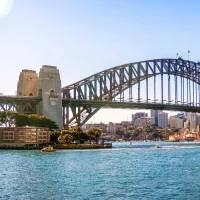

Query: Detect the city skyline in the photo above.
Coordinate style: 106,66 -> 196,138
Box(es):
1,0 -> 200,123
88,109 -> 182,124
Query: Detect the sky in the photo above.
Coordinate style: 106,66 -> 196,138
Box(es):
0,0 -> 200,123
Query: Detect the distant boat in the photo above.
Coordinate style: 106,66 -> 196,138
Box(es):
155,144 -> 162,148
41,145 -> 55,152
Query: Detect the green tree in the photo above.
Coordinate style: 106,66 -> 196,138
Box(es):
0,111 -> 17,127
152,132 -> 160,139
58,134 -> 66,144
14,113 -> 29,126
72,126 -> 82,143
62,129 -> 72,135
50,130 -> 61,143
131,129 -> 140,140
0,111 -> 59,130
64,134 -> 73,144
58,133 -> 73,144
87,127 -> 102,144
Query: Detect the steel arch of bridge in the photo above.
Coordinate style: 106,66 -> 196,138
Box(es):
62,58 -> 200,128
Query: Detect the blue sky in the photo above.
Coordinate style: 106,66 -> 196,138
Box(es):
0,0 -> 199,123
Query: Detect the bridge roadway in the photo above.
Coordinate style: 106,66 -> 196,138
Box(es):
0,95 -> 42,103
62,99 -> 200,113
0,95 -> 200,113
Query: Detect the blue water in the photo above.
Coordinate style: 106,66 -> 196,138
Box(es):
1,142 -> 200,200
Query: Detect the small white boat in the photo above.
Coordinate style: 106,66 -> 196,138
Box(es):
155,144 -> 162,148
41,145 -> 55,152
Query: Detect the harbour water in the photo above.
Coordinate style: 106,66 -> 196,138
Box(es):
1,141 -> 200,200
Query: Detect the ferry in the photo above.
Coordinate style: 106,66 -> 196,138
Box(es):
41,145 -> 55,152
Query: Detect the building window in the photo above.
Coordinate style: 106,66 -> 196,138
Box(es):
50,90 -> 55,97
3,132 -> 14,140
38,89 -> 42,96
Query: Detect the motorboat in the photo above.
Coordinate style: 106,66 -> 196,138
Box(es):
155,144 -> 162,148
41,145 -> 55,152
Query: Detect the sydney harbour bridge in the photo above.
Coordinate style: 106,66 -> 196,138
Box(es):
1,58 -> 200,129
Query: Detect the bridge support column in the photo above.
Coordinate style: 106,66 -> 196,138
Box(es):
37,65 -> 63,129
62,105 -> 70,129
17,69 -> 39,113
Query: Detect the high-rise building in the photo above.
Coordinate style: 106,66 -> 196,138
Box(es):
184,120 -> 189,129
190,113 -> 198,132
185,112 -> 191,121
151,110 -> 162,126
158,112 -> 168,128
197,115 -> 200,126
138,117 -> 154,127
107,122 -> 116,134
132,112 -> 148,124
176,118 -> 184,129
169,116 -> 183,129
169,116 -> 176,128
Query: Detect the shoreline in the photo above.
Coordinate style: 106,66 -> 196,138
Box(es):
0,143 -> 112,150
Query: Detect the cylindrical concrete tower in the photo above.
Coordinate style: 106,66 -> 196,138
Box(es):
37,65 -> 63,129
17,70 -> 38,96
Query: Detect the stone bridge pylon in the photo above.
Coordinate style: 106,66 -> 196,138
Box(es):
17,66 -> 63,129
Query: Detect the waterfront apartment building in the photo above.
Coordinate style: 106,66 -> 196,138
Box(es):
0,126 -> 50,146
169,116 -> 184,129
107,122 -> 116,134
185,112 -> 191,121
150,110 -> 162,126
169,116 -> 176,128
134,117 -> 154,127
190,113 -> 198,132
197,115 -> 200,125
184,120 -> 190,129
132,112 -> 148,125
158,112 -> 168,128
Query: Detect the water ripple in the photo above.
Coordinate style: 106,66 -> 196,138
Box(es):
0,142 -> 200,199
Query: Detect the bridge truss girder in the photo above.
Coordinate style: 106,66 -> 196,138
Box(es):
0,96 -> 41,114
62,58 -> 200,128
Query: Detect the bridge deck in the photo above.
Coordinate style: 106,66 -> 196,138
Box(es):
62,99 -> 200,113
0,96 -> 42,103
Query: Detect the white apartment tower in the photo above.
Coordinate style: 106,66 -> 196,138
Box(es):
190,113 -> 198,132
169,116 -> 184,129
107,122 -> 116,134
151,110 -> 162,126
158,112 -> 168,128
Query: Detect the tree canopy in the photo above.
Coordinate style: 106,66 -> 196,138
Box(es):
87,127 -> 102,144
0,111 -> 59,130
50,126 -> 102,144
